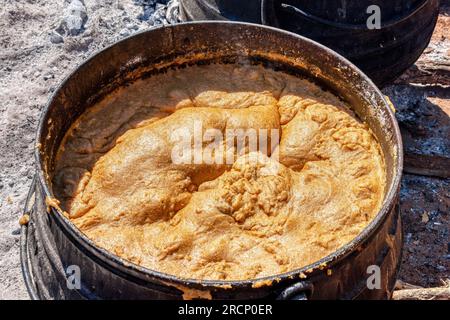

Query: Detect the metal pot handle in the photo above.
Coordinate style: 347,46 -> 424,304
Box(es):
261,0 -> 431,30
261,0 -> 367,30
20,174 -> 40,300
276,281 -> 313,300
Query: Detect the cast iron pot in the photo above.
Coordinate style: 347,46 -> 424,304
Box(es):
262,0 -> 440,87
21,22 -> 403,300
178,0 -> 440,87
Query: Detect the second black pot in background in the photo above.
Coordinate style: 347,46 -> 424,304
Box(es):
179,0 -> 440,87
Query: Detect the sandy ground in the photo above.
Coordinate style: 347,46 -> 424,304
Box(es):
0,0 -> 175,300
0,1 -> 448,299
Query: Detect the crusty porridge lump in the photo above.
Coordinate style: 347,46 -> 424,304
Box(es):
53,64 -> 385,280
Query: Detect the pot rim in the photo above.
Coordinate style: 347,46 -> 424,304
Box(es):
34,21 -> 403,290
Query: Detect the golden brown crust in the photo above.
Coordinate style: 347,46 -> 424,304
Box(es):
53,64 -> 385,280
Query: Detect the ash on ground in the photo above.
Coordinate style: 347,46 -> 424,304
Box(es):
0,0 -> 179,300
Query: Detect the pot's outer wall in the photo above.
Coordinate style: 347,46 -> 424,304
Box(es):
26,22 -> 403,299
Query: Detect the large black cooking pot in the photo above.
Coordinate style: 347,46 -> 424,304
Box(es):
21,22 -> 403,300
179,0 -> 440,87
262,0 -> 440,87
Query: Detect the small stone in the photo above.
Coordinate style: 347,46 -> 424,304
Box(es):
436,265 -> 446,272
119,28 -> 130,37
60,0 -> 88,36
64,16 -> 84,36
49,31 -> 64,44
43,73 -> 54,81
126,23 -> 139,31
421,211 -> 429,224
405,232 -> 412,243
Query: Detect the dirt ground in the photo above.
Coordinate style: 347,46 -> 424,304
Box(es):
0,1 -> 448,299
383,2 -> 450,289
